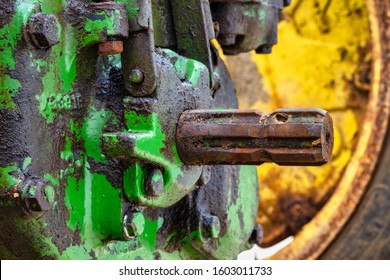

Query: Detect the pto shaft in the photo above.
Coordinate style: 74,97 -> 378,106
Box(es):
176,109 -> 334,166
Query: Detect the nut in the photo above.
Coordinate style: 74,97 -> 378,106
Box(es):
28,13 -> 60,49
21,179 -> 52,213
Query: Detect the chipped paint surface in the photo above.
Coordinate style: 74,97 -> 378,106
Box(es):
1,0 -> 259,260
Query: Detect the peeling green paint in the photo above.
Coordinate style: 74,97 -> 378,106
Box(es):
140,216 -> 164,251
117,0 -> 140,19
0,0 -> 35,110
43,173 -> 59,186
244,9 -> 256,17
83,10 -> 120,46
82,106 -> 111,162
0,75 -> 20,110
163,49 -> 205,84
259,9 -> 266,25
0,164 -> 19,189
213,165 -> 258,259
22,157 -> 32,171
1,0 -> 259,260
124,163 -> 145,202
44,186 -> 55,205
65,176 -> 85,232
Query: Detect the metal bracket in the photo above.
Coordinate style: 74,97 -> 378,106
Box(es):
122,0 -> 157,97
171,0 -> 216,85
210,0 -> 286,54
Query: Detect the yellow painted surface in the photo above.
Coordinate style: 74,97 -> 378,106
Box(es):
226,0 -> 370,244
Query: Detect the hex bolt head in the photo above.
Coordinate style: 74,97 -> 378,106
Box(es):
130,68 -> 145,84
122,212 -> 145,240
21,179 -> 52,214
201,215 -> 221,239
28,13 -> 60,49
144,168 -> 164,197
249,224 -> 263,246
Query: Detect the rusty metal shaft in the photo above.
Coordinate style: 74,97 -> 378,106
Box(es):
176,109 -> 334,166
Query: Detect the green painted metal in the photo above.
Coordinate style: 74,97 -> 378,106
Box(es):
0,0 -> 259,260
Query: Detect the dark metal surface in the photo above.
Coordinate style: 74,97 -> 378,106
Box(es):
122,0 -> 157,96
152,0 -> 177,48
210,0 -> 287,55
27,13 -> 60,49
171,0 -> 215,80
176,108 -> 334,166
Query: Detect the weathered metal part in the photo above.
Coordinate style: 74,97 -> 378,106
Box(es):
18,178 -> 53,214
0,0 -> 279,261
152,0 -> 177,48
188,165 -> 259,259
210,0 -> 286,55
122,0 -> 157,96
171,0 -> 215,81
98,41 -> 124,55
27,13 -> 60,49
129,67 -> 145,84
1,0 -> 259,258
101,49 -> 212,208
87,2 -> 129,44
176,109 -> 334,166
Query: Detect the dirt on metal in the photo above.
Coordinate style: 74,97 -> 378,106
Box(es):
176,109 -> 334,166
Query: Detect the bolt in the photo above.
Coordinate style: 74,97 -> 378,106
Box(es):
21,179 -> 52,213
122,212 -> 145,240
201,215 -> 221,239
144,168 -> 164,197
217,34 -> 237,46
98,41 -> 123,55
249,224 -> 263,246
28,13 -> 60,49
130,68 -> 145,84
